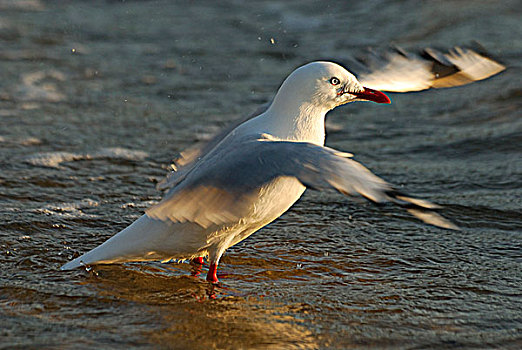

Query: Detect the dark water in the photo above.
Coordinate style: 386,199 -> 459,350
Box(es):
1,1 -> 521,349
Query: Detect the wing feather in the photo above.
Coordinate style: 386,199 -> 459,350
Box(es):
356,45 -> 505,92
147,135 -> 457,230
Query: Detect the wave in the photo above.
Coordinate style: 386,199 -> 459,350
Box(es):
24,147 -> 149,169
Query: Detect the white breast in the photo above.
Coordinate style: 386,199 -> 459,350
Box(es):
225,176 -> 306,249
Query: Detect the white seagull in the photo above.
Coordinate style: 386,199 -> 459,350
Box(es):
62,47 -> 504,283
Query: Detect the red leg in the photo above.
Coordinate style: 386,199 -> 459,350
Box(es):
192,257 -> 204,265
206,263 -> 219,284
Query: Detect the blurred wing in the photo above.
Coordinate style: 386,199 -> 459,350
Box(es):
147,134 -> 458,230
355,46 -> 505,92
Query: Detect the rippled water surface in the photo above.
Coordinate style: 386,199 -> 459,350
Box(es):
1,1 -> 521,349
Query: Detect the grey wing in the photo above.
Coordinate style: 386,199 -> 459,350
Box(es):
146,135 -> 458,230
353,46 -> 505,92
156,102 -> 271,191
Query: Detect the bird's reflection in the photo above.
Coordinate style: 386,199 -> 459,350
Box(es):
77,264 -> 317,348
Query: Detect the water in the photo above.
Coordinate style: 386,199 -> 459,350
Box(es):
1,1 -> 521,348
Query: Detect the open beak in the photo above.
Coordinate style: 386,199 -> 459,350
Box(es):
353,87 -> 391,104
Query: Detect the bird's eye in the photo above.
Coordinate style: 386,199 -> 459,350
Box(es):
329,77 -> 340,85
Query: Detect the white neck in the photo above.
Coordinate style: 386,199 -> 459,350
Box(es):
239,93 -> 329,146
262,101 -> 327,145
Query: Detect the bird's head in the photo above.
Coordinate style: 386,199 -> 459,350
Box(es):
273,61 -> 390,113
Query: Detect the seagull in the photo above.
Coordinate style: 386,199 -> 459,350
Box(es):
61,47 -> 504,283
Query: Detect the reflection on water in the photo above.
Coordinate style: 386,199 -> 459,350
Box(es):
75,265 -> 319,349
1,0 -> 521,349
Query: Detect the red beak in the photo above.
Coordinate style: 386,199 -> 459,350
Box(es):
353,87 -> 391,104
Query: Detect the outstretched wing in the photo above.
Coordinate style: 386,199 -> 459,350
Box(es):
147,134 -> 457,230
353,46 -> 505,92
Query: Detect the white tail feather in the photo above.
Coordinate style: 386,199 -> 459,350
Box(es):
60,215 -> 206,270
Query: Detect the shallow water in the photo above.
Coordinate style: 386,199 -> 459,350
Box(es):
1,1 -> 521,349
